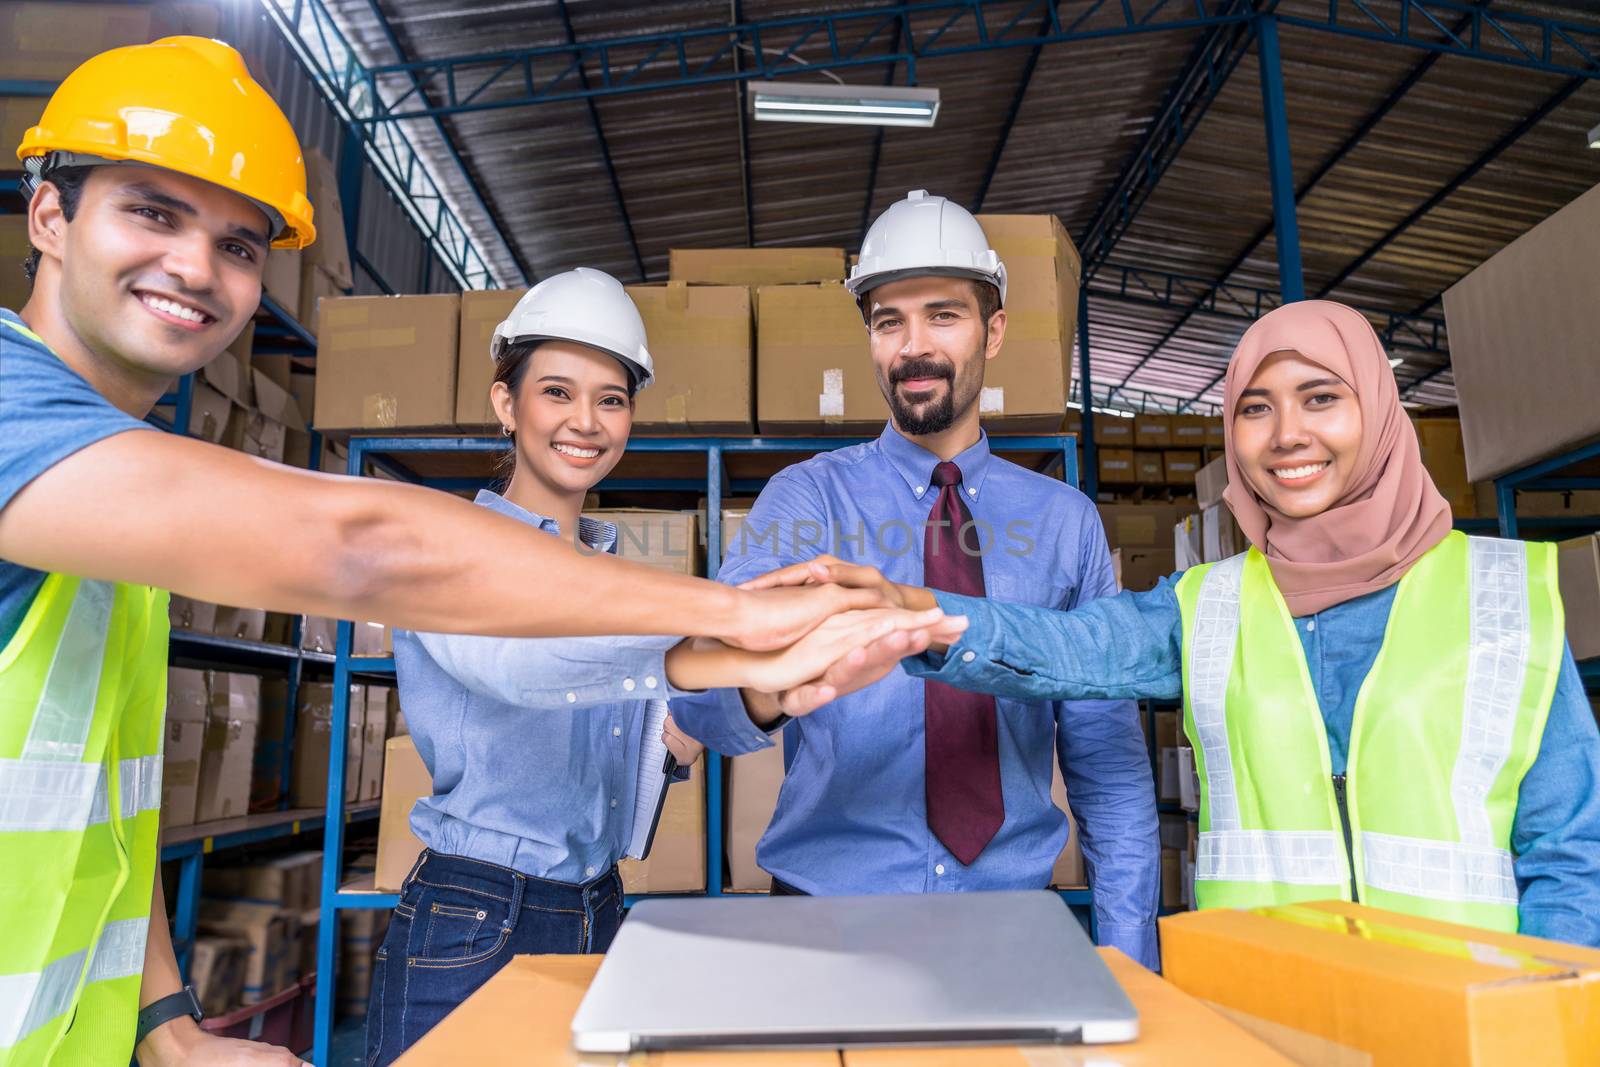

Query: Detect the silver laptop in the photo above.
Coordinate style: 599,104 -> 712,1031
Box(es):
571,890 -> 1138,1054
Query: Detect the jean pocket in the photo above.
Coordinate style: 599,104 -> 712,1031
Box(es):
413,896 -> 509,966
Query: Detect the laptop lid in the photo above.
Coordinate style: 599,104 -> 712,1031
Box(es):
571,890 -> 1139,1054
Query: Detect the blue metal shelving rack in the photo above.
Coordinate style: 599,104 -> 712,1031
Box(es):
309,431 -> 1088,1063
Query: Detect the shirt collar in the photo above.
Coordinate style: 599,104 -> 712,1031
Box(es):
874,421 -> 994,503
472,489 -> 619,554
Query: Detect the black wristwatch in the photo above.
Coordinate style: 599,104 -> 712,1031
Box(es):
136,986 -> 203,1045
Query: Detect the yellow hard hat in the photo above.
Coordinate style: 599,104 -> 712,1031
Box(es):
17,36 -> 316,249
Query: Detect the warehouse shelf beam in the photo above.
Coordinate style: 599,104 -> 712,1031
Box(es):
970,7 -> 1055,215
1076,0 -> 1258,280
258,0 -> 507,290
858,4 -> 914,246
1257,14 -> 1303,304
558,0 -> 647,283
1112,3 -> 1486,396
1313,75 -> 1586,302
1493,438 -> 1600,539
732,0 -> 756,248
1078,286 -> 1098,499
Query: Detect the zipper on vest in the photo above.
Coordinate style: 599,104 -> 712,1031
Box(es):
1331,773 -> 1359,902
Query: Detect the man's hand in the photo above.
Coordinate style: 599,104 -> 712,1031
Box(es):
739,555 -> 939,612
662,713 -> 705,765
136,1020 -> 305,1066
736,607 -> 965,699
719,582 -> 901,652
763,613 -> 971,718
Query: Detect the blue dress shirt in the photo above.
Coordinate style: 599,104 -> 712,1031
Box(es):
672,424 -> 1161,968
906,575 -> 1600,947
394,491 -> 689,884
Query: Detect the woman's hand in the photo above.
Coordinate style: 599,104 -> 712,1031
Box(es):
661,714 -> 704,765
740,555 -> 939,612
720,582 -> 900,652
736,607 -> 965,696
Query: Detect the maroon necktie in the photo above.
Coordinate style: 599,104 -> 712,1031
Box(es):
923,460 -> 1004,865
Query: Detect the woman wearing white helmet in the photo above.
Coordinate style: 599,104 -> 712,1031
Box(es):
365,268 -> 963,1065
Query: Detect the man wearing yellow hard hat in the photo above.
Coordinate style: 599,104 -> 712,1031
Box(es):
0,36 -> 944,1067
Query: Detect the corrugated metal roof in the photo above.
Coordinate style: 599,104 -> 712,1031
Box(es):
319,0 -> 1600,411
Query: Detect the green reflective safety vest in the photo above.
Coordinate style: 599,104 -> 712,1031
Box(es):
1173,531 -> 1563,932
0,316 -> 170,1065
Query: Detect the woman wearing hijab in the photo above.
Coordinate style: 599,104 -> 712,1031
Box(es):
752,300 -> 1600,945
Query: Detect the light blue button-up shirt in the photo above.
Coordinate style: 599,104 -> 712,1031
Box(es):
672,423 -> 1161,968
906,575 -> 1600,948
393,490 -> 688,884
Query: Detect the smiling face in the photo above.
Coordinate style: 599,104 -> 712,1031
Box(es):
35,165 -> 271,386
865,276 -> 1004,437
1231,349 -> 1364,519
491,340 -> 634,500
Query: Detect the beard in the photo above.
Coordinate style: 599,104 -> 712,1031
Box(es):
884,350 -> 983,436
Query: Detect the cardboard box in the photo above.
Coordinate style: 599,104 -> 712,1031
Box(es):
973,213 -> 1082,430
1135,414 -> 1173,448
204,860 -> 305,912
452,288 -> 522,427
314,294 -> 459,431
198,900 -> 292,1005
1098,503 -> 1188,550
162,668 -> 209,828
1164,450 -> 1202,485
375,735 -> 431,892
1152,709 -> 1179,750
1161,900 -> 1600,1066
358,685 -> 389,802
338,909 -> 390,1016
1098,449 -> 1136,484
302,149 -> 352,289
300,616 -> 338,654
668,247 -> 845,286
1196,456 -> 1228,509
1413,417 -> 1491,519
251,679 -> 291,811
1558,535 -> 1600,661
0,96 -> 47,172
1202,502 -> 1246,563
290,683 -> 363,809
386,688 -> 408,739
1171,413 -> 1210,449
211,605 -> 266,644
619,755 -> 706,894
726,742 -> 785,892
755,282 -> 886,434
1096,417 -> 1135,445
627,283 -> 754,433
298,261 -> 345,338
0,3 -> 153,81
1178,745 -> 1199,810
352,619 -> 390,658
189,936 -> 247,1017
1123,547 -> 1178,593
1175,514 -> 1204,571
195,673 -> 261,824
1205,416 -> 1225,446
1158,748 -> 1181,802
1161,849 -> 1183,909
1444,183 -> 1600,483
585,510 -> 703,576
168,596 -> 218,635
261,249 -> 302,319
1134,451 -> 1166,485
1047,758 -> 1086,888
0,215 -> 33,315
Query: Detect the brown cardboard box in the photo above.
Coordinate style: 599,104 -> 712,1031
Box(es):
189,936 -> 247,1016
211,605 -> 266,644
669,247 -> 845,286
1098,448 -> 1136,485
168,596 -> 218,635
1444,183 -> 1600,483
1161,900 -> 1600,1066
1413,417 -> 1491,519
204,861 -> 303,912
1558,535 -> 1600,660
1097,503 -> 1188,550
314,294 -> 460,430
1122,547 -> 1178,593
352,619 -> 391,658
1160,849 -> 1183,909
302,149 -> 352,289
0,3 -> 153,80
1175,514 -> 1204,570
162,668 -> 209,828
1196,456 -> 1228,509
0,96 -> 46,170
755,282 -> 886,434
1204,416 -> 1225,446
586,510 -> 703,576
261,249 -> 302,318
386,688 -> 408,739
185,381 -> 232,445
300,616 -> 338,654
338,909 -> 390,1016
1096,417 -> 1135,446
1164,450 -> 1202,485
396,950 -> 1296,1066
1171,414 -> 1210,450
1,215 -> 33,314
973,213 -> 1082,430
298,262 -> 345,338
358,685 -> 389,802
290,683 -> 363,808
195,673 -> 261,824
1202,502 -> 1246,563
198,900 -> 291,1005
1134,451 -> 1166,485
619,756 -> 706,894
250,679 -> 291,811
627,283 -> 754,433
726,742 -> 785,891
1134,415 -> 1173,448
1047,759 -> 1086,888
453,288 -> 523,427
375,735 -> 431,892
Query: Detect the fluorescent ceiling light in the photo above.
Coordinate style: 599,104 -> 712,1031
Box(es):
750,81 -> 940,128
1589,121 -> 1600,149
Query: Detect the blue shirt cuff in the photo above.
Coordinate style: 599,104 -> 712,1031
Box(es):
1096,920 -> 1161,972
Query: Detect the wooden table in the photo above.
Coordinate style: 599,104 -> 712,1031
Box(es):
398,948 -> 1296,1066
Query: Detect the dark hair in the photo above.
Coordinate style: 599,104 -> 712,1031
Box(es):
22,166 -> 93,284
490,339 -> 638,480
859,276 -> 1003,327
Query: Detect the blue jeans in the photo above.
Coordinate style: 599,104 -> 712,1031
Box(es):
364,849 -> 625,1067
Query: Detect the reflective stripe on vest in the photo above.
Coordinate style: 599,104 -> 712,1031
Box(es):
1177,532 -> 1562,929
24,579 -> 112,763
0,755 -> 163,833
0,918 -> 148,1049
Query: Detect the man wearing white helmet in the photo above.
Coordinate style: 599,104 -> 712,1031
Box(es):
366,269 -> 963,1066
674,191 -> 1160,968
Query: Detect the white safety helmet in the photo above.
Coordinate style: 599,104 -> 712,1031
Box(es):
490,267 -> 654,391
847,189 -> 1007,310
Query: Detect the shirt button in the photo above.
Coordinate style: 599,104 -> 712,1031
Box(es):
586,866 -> 596,878
961,651 -> 976,663
612,726 -> 622,738
610,798 -> 618,809
1305,619 -> 1316,632
967,488 -> 976,496
915,486 -> 925,495
935,864 -> 946,876
566,692 -> 577,704
623,678 -> 636,692
644,676 -> 658,690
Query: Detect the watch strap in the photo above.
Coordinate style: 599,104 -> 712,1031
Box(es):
136,986 -> 203,1045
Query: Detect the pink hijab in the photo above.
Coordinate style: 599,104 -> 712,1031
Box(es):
1221,301 -> 1452,617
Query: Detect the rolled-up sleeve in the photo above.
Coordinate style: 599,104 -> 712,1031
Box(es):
412,630 -> 690,710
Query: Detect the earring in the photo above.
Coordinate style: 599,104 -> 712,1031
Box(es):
501,425 -> 513,438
